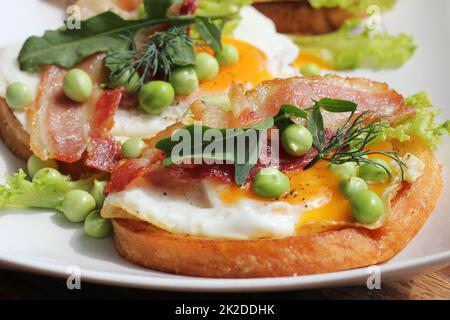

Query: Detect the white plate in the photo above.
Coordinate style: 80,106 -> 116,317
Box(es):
0,0 -> 449,292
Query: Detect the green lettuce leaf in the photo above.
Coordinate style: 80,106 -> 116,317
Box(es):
308,0 -> 396,13
197,0 -> 252,35
197,0 -> 252,16
381,92 -> 449,148
290,20 -> 416,70
0,170 -> 94,210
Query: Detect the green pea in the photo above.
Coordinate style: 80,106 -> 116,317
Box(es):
329,162 -> 359,179
359,159 -> 391,184
300,63 -> 321,76
27,154 -> 59,178
84,210 -> 113,239
90,180 -> 108,209
33,167 -> 64,183
253,168 -> 290,199
62,190 -> 96,223
5,82 -> 33,109
122,137 -> 146,159
63,69 -> 93,102
339,176 -> 368,198
195,53 -> 220,81
281,124 -> 313,156
170,67 -> 199,95
139,80 -> 175,115
349,190 -> 384,224
215,44 -> 240,67
109,69 -> 140,93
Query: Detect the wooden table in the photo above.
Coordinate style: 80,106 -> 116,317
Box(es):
0,266 -> 448,299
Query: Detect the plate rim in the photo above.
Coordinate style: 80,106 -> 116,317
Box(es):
1,250 -> 449,292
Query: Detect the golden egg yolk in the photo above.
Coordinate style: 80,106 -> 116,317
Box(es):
293,52 -> 333,70
218,142 -> 394,235
197,38 -> 273,92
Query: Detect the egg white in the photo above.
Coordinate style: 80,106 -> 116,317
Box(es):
103,178 -> 327,240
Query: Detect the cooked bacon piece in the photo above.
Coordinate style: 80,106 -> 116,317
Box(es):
107,76 -> 413,193
105,160 -> 149,194
93,87 -> 123,133
149,164 -> 234,186
144,129 -> 333,188
85,135 -> 122,172
105,149 -> 160,194
28,54 -> 122,168
179,0 -> 198,15
192,75 -> 413,129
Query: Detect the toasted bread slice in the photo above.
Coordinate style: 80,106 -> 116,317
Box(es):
0,98 -> 31,160
253,0 -> 354,35
110,140 -> 442,278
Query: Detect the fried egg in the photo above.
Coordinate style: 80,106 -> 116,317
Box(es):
103,145 -> 425,240
102,161 -> 378,239
0,6 -> 299,141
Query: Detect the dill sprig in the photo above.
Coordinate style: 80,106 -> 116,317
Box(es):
305,111 -> 406,179
136,27 -> 194,79
105,27 -> 194,91
105,14 -> 229,92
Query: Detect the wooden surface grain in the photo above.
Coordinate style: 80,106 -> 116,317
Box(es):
0,266 -> 448,300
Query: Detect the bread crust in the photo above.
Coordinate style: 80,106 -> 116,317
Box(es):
111,141 -> 442,278
0,98 -> 31,160
253,1 -> 354,35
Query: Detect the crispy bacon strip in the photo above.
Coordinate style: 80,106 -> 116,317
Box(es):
93,87 -> 123,133
105,149 -> 160,194
179,0 -> 198,15
85,135 -> 122,172
192,75 -> 414,128
28,54 -> 123,170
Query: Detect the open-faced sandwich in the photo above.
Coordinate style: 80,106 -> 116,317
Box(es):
253,0 -> 416,72
0,0 -> 448,278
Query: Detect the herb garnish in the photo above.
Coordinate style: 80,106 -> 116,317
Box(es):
155,98 -> 404,187
303,100 -> 405,178
155,119 -> 274,186
18,1 -> 228,73
104,17 -> 225,89
105,27 -> 195,89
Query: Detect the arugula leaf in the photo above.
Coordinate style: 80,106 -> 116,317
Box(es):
155,121 -> 272,186
308,107 -> 325,152
163,152 -> 235,167
18,12 -> 199,72
160,28 -> 195,67
316,98 -> 357,113
234,138 -> 262,186
274,104 -> 308,129
195,16 -> 223,52
279,104 -> 309,119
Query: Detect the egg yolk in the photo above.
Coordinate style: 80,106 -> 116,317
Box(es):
293,52 -> 333,70
218,142 -> 394,235
197,38 -> 273,92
